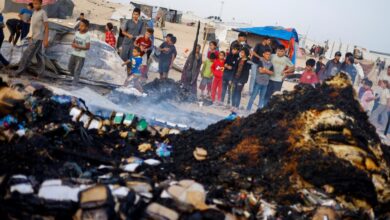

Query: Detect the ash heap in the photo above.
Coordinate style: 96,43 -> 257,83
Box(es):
0,73 -> 389,219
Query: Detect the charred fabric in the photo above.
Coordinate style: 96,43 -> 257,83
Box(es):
0,73 -> 389,219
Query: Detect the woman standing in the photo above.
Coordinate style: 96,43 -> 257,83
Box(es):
182,45 -> 202,99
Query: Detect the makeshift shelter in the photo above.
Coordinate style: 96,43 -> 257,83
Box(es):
130,1 -> 182,23
235,26 -> 299,64
110,4 -> 149,21
2,0 -> 74,19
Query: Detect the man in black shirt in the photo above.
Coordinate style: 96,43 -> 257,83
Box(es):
249,37 -> 272,94
222,44 -> 240,105
230,32 -> 251,53
6,19 -> 22,45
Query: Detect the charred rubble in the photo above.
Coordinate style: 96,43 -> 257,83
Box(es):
110,79 -> 193,105
0,73 -> 389,219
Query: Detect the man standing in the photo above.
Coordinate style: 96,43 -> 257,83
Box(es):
76,13 -> 85,22
19,3 -> 33,40
341,56 -> 357,84
120,8 -> 145,65
249,37 -> 271,94
322,51 -> 342,81
11,0 -> 49,78
230,32 -> 250,52
264,45 -> 294,105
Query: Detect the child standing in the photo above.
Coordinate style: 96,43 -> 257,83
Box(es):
135,28 -> 154,79
158,35 -> 177,79
222,44 -> 240,105
360,80 -> 375,114
300,59 -> 319,85
232,48 -> 251,108
19,3 -> 33,40
68,19 -> 91,85
122,47 -> 143,92
105,22 -> 116,48
211,51 -> 225,102
247,48 -> 273,111
200,53 -> 216,98
207,41 -> 219,59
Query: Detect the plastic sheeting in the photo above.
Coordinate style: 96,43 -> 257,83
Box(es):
0,22 -> 127,86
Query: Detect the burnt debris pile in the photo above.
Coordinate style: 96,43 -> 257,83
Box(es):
110,79 -> 193,105
143,79 -> 192,103
0,73 -> 390,219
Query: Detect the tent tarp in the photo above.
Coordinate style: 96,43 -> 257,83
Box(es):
235,26 -> 299,42
235,26 -> 299,64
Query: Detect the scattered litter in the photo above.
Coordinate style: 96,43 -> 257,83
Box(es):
193,147 -> 208,161
138,143 -> 152,153
144,159 -> 161,166
156,143 -> 172,157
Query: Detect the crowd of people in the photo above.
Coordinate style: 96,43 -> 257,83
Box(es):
0,2 -> 389,126
0,3 -> 176,87
309,44 -> 326,57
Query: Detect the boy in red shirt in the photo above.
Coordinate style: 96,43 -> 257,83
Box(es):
135,28 -> 154,79
211,51 -> 226,102
105,22 -> 116,48
300,59 -> 319,85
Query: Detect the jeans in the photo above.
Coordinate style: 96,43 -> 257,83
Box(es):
68,55 -> 85,84
120,42 -> 134,68
21,22 -> 30,40
221,79 -> 232,104
247,83 -> 268,111
15,40 -> 45,76
370,104 -> 389,130
249,63 -> 258,94
232,81 -> 245,108
7,23 -> 21,45
264,80 -> 283,106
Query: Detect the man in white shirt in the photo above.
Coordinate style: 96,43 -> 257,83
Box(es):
12,0 -> 49,78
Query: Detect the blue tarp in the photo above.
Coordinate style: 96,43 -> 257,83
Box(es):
235,26 -> 299,42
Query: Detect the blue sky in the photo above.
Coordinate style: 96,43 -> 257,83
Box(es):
110,0 -> 390,53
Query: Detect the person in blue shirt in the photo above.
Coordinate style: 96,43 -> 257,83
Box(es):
19,3 -> 33,40
122,47 -> 144,91
341,56 -> 358,84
